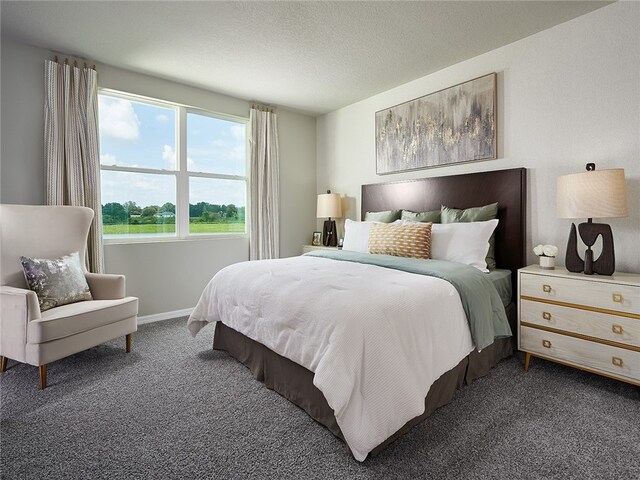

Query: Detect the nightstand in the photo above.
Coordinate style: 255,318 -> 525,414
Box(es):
518,265 -> 640,386
302,245 -> 340,254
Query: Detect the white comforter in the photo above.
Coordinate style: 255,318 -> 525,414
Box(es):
188,255 -> 474,461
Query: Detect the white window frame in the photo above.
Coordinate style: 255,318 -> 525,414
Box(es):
99,89 -> 250,244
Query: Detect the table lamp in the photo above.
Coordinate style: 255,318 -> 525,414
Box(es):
317,191 -> 342,246
557,163 -> 627,275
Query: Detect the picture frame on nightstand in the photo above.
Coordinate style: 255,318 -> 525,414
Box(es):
311,231 -> 322,246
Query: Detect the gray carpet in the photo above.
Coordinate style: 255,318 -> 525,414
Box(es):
1,318 -> 638,480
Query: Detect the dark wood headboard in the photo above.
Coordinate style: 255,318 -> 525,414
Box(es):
362,168 -> 527,295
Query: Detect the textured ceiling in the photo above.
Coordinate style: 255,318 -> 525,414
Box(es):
1,1 -> 611,115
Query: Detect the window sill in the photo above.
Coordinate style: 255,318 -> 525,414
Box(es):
103,233 -> 249,246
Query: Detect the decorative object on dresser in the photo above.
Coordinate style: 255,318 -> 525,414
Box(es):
375,73 -> 496,175
557,163 -> 628,276
311,231 -> 322,246
533,244 -> 558,270
317,190 -> 342,246
518,265 -> 639,387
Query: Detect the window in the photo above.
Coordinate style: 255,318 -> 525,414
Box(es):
98,92 -> 248,242
186,112 -> 247,235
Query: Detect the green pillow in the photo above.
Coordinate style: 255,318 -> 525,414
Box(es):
401,209 -> 441,223
441,202 -> 499,269
364,210 -> 401,223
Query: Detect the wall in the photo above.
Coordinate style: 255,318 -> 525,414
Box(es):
316,2 -> 640,273
1,40 -> 317,316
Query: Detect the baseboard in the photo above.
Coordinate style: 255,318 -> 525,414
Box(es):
137,307 -> 194,325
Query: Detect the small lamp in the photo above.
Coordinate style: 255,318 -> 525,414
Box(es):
317,190 -> 342,247
557,163 -> 628,275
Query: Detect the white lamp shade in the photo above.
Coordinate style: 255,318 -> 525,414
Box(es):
557,168 -> 628,219
317,193 -> 342,218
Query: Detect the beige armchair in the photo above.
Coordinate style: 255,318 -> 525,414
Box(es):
0,204 -> 138,389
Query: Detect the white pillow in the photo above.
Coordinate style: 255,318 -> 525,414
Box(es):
342,219 -> 376,253
430,219 -> 499,272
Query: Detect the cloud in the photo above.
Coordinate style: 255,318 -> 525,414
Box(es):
100,153 -> 117,165
161,144 -> 195,169
100,153 -> 140,168
99,97 -> 140,141
187,127 -> 246,173
187,141 -> 245,175
230,125 -> 245,140
156,114 -> 169,123
101,170 -> 175,207
162,145 -> 176,169
189,177 -> 246,207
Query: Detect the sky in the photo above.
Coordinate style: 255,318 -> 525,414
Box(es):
99,95 -> 246,207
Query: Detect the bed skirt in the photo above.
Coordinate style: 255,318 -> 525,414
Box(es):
212,302 -> 514,458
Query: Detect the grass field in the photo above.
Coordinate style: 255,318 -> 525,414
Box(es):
103,223 -> 245,235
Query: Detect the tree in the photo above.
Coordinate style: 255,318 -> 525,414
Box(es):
141,205 -> 158,217
161,202 -> 175,214
102,202 -> 127,223
202,211 -> 222,223
190,202 -> 206,218
225,204 -> 238,219
123,201 -> 141,216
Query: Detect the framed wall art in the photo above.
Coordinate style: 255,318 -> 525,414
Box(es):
375,73 -> 497,175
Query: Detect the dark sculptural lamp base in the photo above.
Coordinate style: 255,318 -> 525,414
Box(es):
322,219 -> 337,247
565,219 -> 615,276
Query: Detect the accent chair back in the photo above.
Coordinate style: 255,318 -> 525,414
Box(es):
0,204 -> 94,288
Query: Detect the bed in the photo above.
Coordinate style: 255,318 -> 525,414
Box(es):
188,167 -> 527,461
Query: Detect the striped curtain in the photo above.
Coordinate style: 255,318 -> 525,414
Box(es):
249,106 -> 280,260
44,60 -> 104,273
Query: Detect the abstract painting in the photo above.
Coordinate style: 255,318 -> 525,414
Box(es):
375,73 -> 496,175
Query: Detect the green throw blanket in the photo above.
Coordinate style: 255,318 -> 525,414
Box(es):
304,250 -> 511,351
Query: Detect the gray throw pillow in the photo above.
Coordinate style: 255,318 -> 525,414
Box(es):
364,210 -> 401,223
20,251 -> 93,312
401,209 -> 441,223
441,203 -> 499,269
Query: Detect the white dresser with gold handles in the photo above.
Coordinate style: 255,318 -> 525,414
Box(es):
518,265 -> 640,386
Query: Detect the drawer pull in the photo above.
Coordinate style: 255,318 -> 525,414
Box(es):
542,312 -> 551,321
542,340 -> 552,348
612,293 -> 623,303
542,285 -> 552,293
612,357 -> 624,367
612,324 -> 624,335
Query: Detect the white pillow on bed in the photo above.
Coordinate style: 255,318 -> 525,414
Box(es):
344,218 -> 498,272
430,219 -> 499,272
342,219 -> 377,253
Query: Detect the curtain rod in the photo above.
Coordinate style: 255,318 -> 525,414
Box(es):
251,103 -> 274,113
53,55 -> 96,70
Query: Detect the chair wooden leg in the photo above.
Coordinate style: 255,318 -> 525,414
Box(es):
126,334 -> 132,353
39,364 -> 47,390
1,356 -> 7,373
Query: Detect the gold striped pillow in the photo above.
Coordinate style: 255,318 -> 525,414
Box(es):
368,222 -> 432,259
